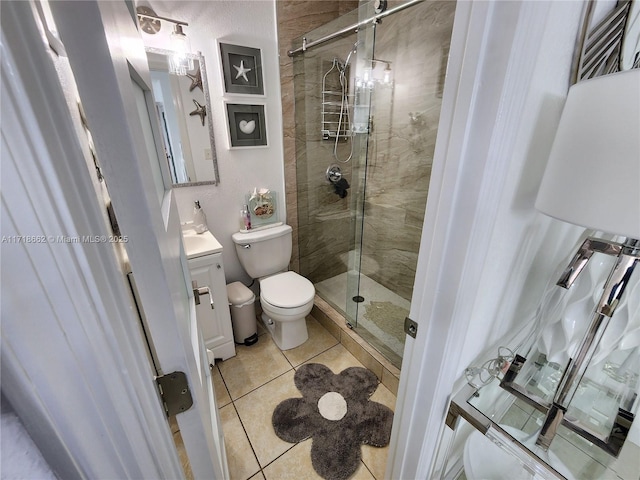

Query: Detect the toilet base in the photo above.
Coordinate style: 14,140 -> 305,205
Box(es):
261,312 -> 308,350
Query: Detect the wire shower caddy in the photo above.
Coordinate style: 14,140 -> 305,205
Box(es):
321,58 -> 353,140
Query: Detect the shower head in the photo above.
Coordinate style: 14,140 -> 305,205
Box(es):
343,40 -> 360,70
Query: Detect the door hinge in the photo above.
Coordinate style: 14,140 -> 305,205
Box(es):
404,317 -> 418,338
156,371 -> 193,417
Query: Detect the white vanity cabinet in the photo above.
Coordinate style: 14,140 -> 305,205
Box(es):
183,230 -> 235,361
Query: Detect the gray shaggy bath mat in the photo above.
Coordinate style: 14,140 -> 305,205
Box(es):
272,363 -> 393,480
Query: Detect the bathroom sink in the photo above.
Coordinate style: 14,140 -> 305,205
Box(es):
182,228 -> 223,259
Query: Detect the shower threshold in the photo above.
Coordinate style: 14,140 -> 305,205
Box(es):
312,294 -> 401,395
315,271 -> 406,369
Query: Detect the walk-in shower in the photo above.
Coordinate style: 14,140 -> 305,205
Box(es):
292,0 -> 455,368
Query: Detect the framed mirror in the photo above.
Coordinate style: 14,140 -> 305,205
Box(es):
146,47 -> 219,186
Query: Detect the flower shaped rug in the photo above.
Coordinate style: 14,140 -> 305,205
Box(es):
272,363 -> 394,480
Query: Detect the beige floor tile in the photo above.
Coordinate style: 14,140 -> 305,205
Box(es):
169,415 -> 179,434
263,441 -> 322,480
248,472 -> 266,480
301,343 -> 364,373
218,334 -> 293,400
263,440 -> 375,480
212,365 -> 232,408
256,317 -> 268,336
283,316 -> 339,367
172,430 -> 194,480
361,444 -> 389,480
360,378 -> 396,480
351,462 -> 377,480
235,370 -> 301,467
219,404 -> 260,480
370,382 -> 396,411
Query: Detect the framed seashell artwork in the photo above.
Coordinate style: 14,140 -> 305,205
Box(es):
225,102 -> 267,148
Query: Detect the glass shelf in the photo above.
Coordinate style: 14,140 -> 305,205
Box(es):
446,379 -> 638,479
441,234 -> 639,479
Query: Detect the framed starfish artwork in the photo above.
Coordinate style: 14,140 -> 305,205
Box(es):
219,42 -> 264,95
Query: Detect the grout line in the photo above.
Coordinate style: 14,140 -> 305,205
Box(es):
227,368 -> 296,404
361,458 -> 377,480
258,440 -> 303,472
230,400 -> 262,479
213,364 -> 233,408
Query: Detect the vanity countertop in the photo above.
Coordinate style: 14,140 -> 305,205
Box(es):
182,228 -> 223,259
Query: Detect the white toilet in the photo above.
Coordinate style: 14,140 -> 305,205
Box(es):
232,224 -> 315,350
463,426 -> 575,480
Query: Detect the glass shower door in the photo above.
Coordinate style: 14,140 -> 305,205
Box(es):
293,0 -> 456,370
344,14 -> 376,332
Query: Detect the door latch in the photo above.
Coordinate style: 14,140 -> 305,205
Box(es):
192,280 -> 214,309
404,317 -> 418,338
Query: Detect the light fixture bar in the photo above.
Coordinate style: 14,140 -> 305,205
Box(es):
137,11 -> 188,27
370,58 -> 392,67
136,6 -> 188,36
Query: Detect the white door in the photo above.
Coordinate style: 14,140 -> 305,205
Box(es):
46,2 -> 227,478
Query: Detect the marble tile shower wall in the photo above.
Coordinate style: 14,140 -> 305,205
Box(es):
295,35 -> 362,283
276,0 -> 359,273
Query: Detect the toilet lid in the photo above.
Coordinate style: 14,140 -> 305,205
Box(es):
260,271 -> 315,308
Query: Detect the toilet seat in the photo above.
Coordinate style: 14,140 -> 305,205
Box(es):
463,426 -> 574,480
261,297 -> 313,318
260,271 -> 315,308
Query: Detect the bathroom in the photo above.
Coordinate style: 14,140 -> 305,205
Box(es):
2,0 -> 640,479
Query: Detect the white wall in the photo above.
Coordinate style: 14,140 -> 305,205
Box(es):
141,1 -> 285,283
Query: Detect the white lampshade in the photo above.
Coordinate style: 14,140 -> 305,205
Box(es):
535,69 -> 640,239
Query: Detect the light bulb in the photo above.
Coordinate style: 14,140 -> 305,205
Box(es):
383,66 -> 392,84
169,24 -> 193,75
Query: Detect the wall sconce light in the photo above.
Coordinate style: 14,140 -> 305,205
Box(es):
372,59 -> 393,85
500,68 -> 640,456
382,64 -> 392,85
356,58 -> 393,89
136,6 -> 193,76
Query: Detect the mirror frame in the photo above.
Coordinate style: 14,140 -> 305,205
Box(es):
145,47 -> 220,186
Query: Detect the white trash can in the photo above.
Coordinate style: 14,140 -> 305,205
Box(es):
226,282 -> 258,346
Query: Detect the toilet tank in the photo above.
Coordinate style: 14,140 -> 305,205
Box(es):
231,224 -> 292,279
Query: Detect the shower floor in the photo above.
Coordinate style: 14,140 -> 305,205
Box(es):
315,271 -> 408,369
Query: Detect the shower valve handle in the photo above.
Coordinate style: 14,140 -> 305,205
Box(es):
326,164 -> 343,183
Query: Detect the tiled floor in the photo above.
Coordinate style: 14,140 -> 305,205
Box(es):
212,315 -> 397,480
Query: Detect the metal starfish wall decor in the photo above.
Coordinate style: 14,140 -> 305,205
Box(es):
189,99 -> 206,126
186,68 -> 203,92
